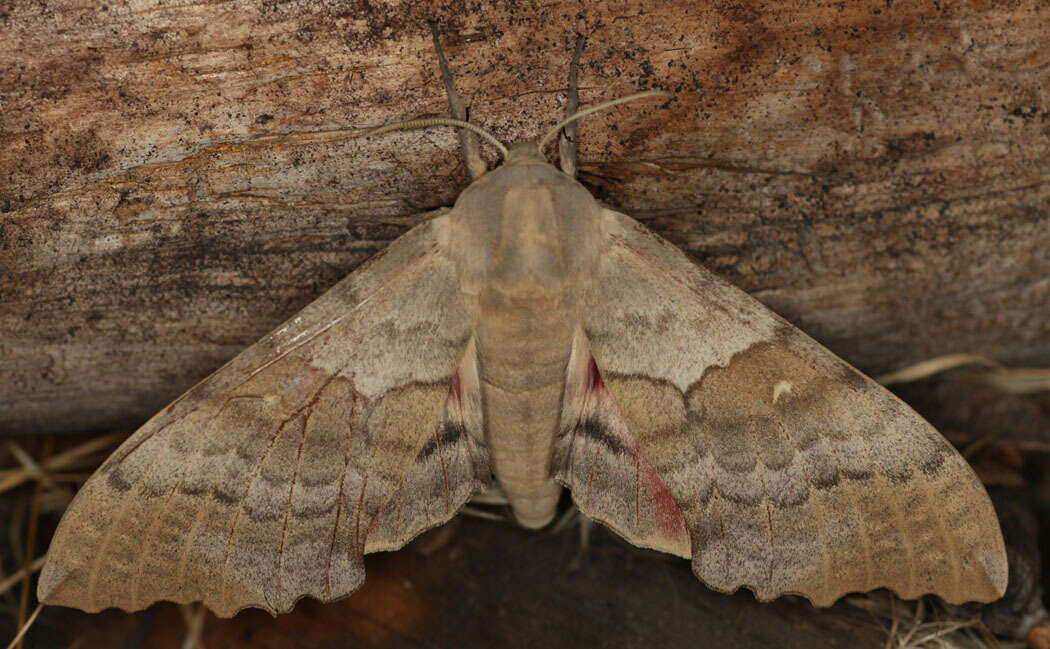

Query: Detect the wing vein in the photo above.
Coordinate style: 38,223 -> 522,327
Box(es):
438,432 -> 451,515
129,462 -> 192,607
354,476 -> 368,551
324,394 -> 355,599
275,413 -> 310,601
749,420 -> 776,596
695,406 -> 728,587
926,469 -> 963,595
634,450 -> 640,534
217,416 -> 293,606
86,447 -> 166,608
844,471 -> 875,591
772,412 -> 828,602
761,468 -> 774,595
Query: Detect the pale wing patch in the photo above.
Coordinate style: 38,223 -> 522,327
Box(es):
584,214 -> 780,394
772,380 -> 793,403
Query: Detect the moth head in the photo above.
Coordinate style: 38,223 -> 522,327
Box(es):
505,141 -> 545,163
361,90 -> 670,172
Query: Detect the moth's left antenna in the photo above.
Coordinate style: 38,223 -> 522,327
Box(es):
360,117 -> 508,158
359,24 -> 507,161
429,22 -> 488,179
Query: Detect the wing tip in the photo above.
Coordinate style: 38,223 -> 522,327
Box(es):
968,544 -> 1009,604
35,559 -> 61,608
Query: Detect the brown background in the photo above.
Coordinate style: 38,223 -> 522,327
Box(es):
2,2 -> 1048,647
3,0 -> 1049,437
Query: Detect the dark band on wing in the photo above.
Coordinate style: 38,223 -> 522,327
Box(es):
574,416 -> 627,455
416,421 -> 467,462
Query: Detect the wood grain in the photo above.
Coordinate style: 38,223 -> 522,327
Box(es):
3,0 -> 1049,442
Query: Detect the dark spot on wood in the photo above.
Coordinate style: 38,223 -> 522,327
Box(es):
885,130 -> 938,158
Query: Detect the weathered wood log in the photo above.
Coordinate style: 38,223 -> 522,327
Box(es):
2,0 -> 1049,439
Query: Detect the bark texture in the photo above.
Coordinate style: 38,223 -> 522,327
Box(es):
2,0 -> 1049,436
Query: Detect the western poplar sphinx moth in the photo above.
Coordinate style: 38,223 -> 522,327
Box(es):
38,29 -> 1007,618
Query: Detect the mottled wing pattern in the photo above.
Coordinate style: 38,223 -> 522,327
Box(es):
574,208 -> 1007,606
553,327 -> 691,558
38,216 -> 490,617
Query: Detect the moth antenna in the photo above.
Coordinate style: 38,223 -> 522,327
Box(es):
361,118 -> 509,159
429,22 -> 488,179
538,90 -> 672,153
558,34 -> 586,178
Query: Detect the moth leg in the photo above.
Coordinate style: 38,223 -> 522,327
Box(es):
577,512 -> 593,554
558,34 -> 586,178
429,22 -> 487,179
564,509 -> 595,571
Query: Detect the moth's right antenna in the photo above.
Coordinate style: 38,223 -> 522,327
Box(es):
538,90 -> 671,155
429,23 -> 488,179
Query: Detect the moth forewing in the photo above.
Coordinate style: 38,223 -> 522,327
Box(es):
37,216 -> 490,616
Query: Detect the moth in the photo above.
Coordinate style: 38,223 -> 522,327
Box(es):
38,32 -> 1007,618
